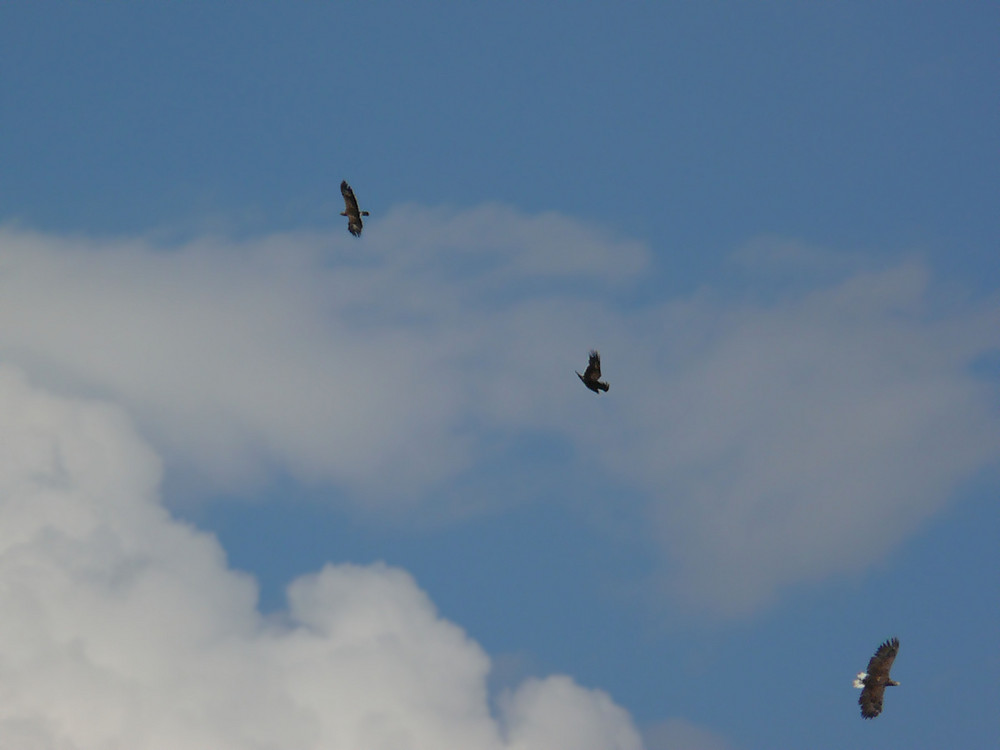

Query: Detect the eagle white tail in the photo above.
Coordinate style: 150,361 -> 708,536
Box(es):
853,672 -> 867,688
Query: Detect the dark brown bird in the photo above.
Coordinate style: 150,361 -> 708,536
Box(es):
340,180 -> 370,237
576,350 -> 609,393
854,637 -> 900,719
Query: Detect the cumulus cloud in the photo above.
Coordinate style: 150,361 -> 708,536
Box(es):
642,718 -> 735,750
0,211 -> 997,617
0,365 -> 643,749
498,676 -> 643,750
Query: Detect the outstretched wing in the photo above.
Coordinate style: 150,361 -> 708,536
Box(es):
866,638 -> 899,679
583,350 -> 602,381
341,180 -> 361,216
859,638 -> 899,719
340,180 -> 366,236
859,682 -> 886,719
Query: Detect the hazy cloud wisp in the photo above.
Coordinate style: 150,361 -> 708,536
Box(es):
0,211 -> 996,617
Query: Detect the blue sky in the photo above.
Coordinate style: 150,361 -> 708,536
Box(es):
1,3 -> 998,749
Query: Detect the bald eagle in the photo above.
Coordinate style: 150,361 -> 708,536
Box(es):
340,180 -> 369,237
577,350 -> 609,393
854,637 -> 900,719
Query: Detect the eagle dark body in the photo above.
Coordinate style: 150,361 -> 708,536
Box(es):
856,637 -> 900,719
577,350 -> 609,393
340,180 -> 369,237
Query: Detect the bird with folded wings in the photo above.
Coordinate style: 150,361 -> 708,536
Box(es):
576,350 -> 609,393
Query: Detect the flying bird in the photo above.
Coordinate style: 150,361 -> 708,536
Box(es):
340,180 -> 370,237
576,350 -> 609,393
853,637 -> 900,719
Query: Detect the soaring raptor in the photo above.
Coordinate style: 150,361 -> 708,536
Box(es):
576,350 -> 609,393
340,180 -> 369,237
854,637 -> 900,719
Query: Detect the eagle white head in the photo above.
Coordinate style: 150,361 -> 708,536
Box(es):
853,672 -> 867,689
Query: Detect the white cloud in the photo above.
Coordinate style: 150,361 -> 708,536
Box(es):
0,214 -> 646,505
642,718 -> 734,750
498,676 -> 643,750
1,214 -> 997,617
603,262 -> 1000,614
0,365 -> 644,750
